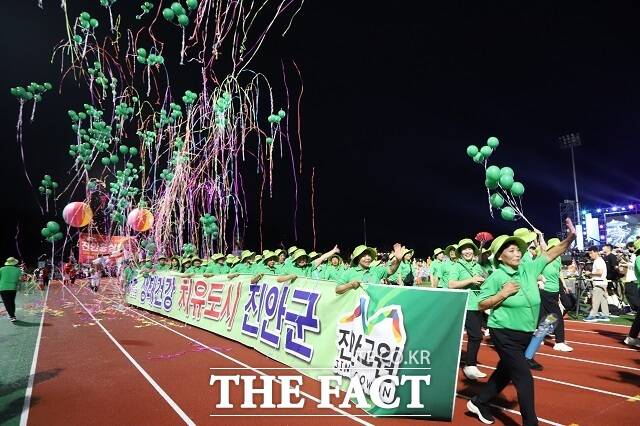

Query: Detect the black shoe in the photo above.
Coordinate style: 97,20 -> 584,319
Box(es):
467,398 -> 495,424
527,358 -> 543,371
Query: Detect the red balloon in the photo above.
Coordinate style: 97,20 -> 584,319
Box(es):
62,202 -> 93,227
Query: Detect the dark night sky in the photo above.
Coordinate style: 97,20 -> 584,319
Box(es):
1,1 -> 639,263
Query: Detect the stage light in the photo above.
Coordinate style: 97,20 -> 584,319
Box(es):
596,209 -> 602,213
599,224 -> 604,229
606,209 -> 610,212
582,210 -> 587,215
622,207 -> 627,211
612,207 -> 619,211
629,205 -> 634,209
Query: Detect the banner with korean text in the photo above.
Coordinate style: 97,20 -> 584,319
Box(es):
125,273 -> 468,419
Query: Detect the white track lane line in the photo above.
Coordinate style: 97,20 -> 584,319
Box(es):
465,340 -> 640,371
565,319 -> 631,328
97,291 -> 373,425
476,363 -> 637,400
455,394 -> 563,426
19,284 -> 50,426
563,339 -> 639,352
64,284 -> 196,426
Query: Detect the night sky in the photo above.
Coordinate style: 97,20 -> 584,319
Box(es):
1,1 -> 639,263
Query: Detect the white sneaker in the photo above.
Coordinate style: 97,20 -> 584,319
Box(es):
483,328 -> 490,337
463,366 -> 487,380
553,342 -> 573,352
624,337 -> 640,348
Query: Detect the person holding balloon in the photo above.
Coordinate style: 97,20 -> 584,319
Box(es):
467,218 -> 575,426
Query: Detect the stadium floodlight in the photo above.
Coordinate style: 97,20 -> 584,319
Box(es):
559,133 -> 582,226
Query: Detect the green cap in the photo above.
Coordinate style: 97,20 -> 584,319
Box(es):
350,245 -> 377,266
456,238 -> 479,256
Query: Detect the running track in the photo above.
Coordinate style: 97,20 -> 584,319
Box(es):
17,281 -> 640,425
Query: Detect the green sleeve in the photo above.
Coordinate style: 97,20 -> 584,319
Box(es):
478,272 -> 501,301
527,255 -> 549,278
337,268 -> 352,284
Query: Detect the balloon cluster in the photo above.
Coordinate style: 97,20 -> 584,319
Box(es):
199,214 -> 219,239
467,137 -> 530,223
213,92 -> 232,128
182,243 -> 196,257
41,221 -> 64,243
68,104 -> 116,170
88,61 -> 110,89
38,175 -> 59,196
156,103 -> 183,128
140,237 -> 157,256
136,48 -> 165,66
108,163 -> 141,223
99,0 -> 117,7
10,82 -> 52,103
267,109 -> 286,124
163,1 -> 199,26
182,90 -> 198,105
137,2 -> 155,20
78,12 -> 99,31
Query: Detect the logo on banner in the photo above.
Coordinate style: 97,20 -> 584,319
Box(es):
333,295 -> 407,404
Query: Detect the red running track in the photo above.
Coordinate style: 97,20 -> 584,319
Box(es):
23,281 -> 640,425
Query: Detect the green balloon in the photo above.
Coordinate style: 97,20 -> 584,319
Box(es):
186,0 -> 198,10
101,157 -> 110,166
39,186 -> 45,193
41,228 -> 51,238
473,152 -> 484,164
178,14 -> 189,26
487,136 -> 500,148
500,167 -> 514,177
480,146 -> 493,157
511,181 -> 525,197
466,145 -> 479,158
499,174 -> 514,190
54,232 -> 64,241
485,165 -> 501,182
490,193 -> 505,208
501,207 -> 516,221
162,8 -> 175,21
119,145 -> 129,154
485,179 -> 499,190
110,154 -> 119,163
46,221 -> 60,233
129,147 -> 138,156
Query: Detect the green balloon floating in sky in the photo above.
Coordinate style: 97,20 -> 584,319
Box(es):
490,193 -> 505,208
511,181 -> 525,197
499,174 -> 514,190
501,206 -> 516,221
487,136 -> 500,149
485,165 -> 501,182
466,145 -> 479,158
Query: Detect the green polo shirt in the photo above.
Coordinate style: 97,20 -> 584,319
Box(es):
479,255 -> 548,332
541,257 -> 562,293
635,256 -> 640,288
448,259 -> 484,310
439,259 -> 455,288
388,261 -> 412,284
323,265 -> 344,282
205,262 -> 230,275
230,262 -> 255,274
0,265 -> 22,291
337,265 -> 388,285
185,265 -> 206,274
155,263 -> 170,271
280,263 -> 315,278
253,263 -> 282,275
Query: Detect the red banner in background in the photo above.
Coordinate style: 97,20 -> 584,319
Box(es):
78,234 -> 134,263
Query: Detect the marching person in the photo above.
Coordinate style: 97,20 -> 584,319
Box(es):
538,238 -> 573,352
624,239 -> 640,348
0,257 -> 23,322
447,238 -> 487,380
467,218 -> 575,426
336,244 -> 405,294
430,248 -> 445,288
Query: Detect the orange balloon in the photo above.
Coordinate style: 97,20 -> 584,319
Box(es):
62,202 -> 93,227
127,208 -> 154,232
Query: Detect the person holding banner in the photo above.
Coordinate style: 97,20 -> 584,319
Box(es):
447,238 -> 487,380
278,247 -> 340,282
323,253 -> 344,281
467,218 -> 575,426
439,244 -> 458,288
203,253 -> 228,276
169,256 -> 181,272
336,244 -> 405,294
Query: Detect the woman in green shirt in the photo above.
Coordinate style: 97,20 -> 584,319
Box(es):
430,248 -> 444,288
336,244 -> 405,294
447,239 -> 487,381
625,240 -> 640,348
204,253 -> 228,276
323,254 -> 344,281
0,257 -> 22,322
278,247 -> 339,282
169,256 -> 181,271
467,219 -> 575,426
538,238 -> 572,352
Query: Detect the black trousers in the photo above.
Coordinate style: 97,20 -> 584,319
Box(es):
539,289 -> 565,343
0,290 -> 17,318
625,282 -> 639,311
465,310 -> 483,366
477,328 -> 537,426
630,309 -> 640,338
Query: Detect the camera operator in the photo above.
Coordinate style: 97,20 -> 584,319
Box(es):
620,242 -> 638,312
584,247 -> 610,322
